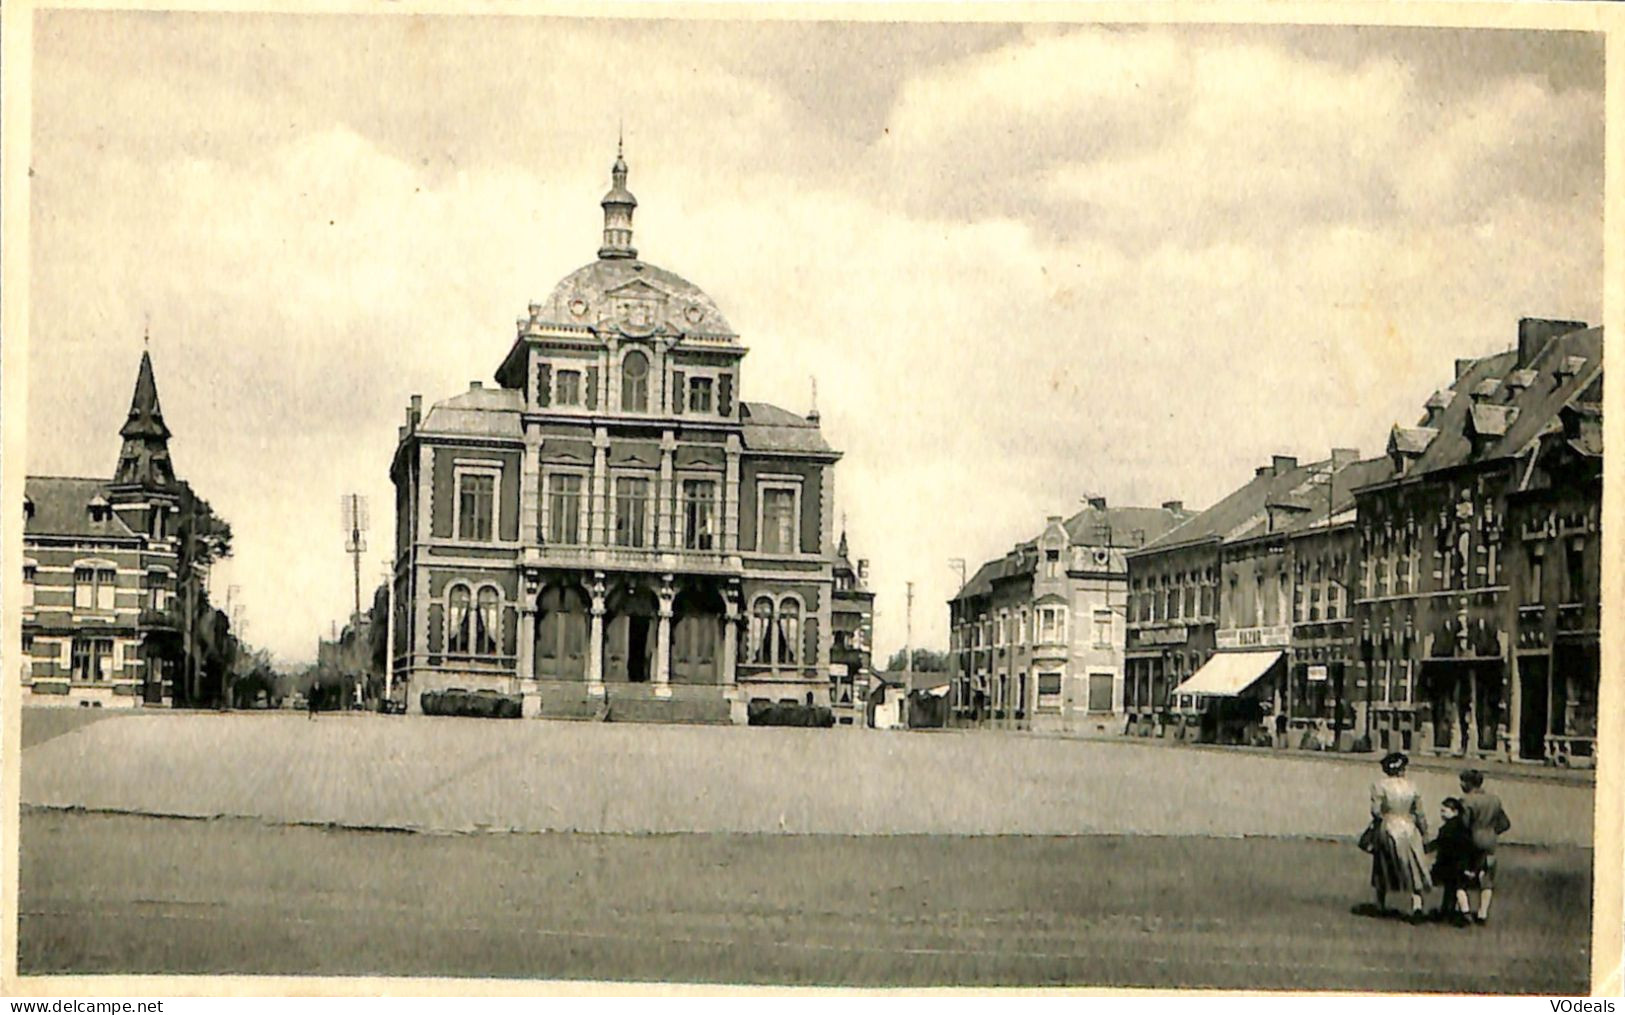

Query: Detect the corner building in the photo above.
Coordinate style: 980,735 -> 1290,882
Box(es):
22,352 -> 187,707
390,150 -> 842,723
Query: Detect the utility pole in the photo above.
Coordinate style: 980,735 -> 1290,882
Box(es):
948,559 -> 965,722
903,581 -> 915,728
905,580 -> 914,680
342,495 -> 369,624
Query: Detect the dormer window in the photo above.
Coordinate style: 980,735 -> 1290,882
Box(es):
23,496 -> 33,521
88,496 -> 111,524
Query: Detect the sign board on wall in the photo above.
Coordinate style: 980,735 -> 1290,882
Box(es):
1308,664 -> 1328,682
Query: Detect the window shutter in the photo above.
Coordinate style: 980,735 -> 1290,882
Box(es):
718,373 -> 734,416
672,371 -> 686,414
804,616 -> 819,670
585,367 -> 599,410
537,363 -> 552,408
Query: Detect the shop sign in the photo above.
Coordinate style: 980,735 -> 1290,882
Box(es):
1307,664 -> 1328,683
1137,625 -> 1189,645
1216,625 -> 1290,649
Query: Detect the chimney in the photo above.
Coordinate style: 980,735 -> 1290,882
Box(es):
470,380 -> 483,390
409,394 -> 422,428
1455,358 -> 1476,380
1087,495 -> 1107,511
1518,317 -> 1587,368
1161,500 -> 1183,513
1046,515 -> 1063,526
1272,455 -> 1298,473
1255,465 -> 1273,478
857,559 -> 870,581
1330,447 -> 1359,472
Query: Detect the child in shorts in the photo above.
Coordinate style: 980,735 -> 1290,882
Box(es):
1426,796 -> 1479,926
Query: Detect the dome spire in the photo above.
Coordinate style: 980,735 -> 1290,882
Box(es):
598,135 -> 637,260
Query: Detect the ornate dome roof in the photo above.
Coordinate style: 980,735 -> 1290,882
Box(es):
537,258 -> 735,339
525,146 -> 736,341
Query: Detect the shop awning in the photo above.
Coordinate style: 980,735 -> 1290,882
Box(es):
1173,650 -> 1284,698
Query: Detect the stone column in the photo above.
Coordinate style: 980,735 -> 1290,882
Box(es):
518,570 -> 539,680
591,427 -> 610,547
654,575 -> 675,698
721,583 -> 740,687
587,572 -> 606,697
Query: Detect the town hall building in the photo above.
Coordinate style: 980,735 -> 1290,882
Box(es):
389,148 -> 845,723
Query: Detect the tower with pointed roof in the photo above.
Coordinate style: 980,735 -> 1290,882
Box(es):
111,350 -> 176,491
108,349 -> 180,541
21,345 -> 208,709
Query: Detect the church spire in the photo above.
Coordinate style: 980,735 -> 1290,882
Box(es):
598,137 -> 638,260
113,348 -> 176,490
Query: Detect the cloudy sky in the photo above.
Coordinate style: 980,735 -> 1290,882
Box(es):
26,13 -> 1602,665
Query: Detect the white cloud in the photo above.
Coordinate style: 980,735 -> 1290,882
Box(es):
26,17 -> 1602,666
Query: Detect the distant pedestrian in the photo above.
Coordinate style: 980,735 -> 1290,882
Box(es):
1367,751 -> 1432,921
1426,797 -> 1478,926
307,688 -> 318,720
1458,768 -> 1512,925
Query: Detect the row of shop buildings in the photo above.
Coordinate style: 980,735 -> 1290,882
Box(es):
953,317 -> 1602,766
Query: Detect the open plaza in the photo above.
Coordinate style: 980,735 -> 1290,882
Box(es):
17,709 -> 1595,991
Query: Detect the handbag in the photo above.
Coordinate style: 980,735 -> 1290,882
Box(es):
1357,820 -> 1380,854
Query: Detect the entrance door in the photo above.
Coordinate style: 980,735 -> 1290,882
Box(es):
1519,657 -> 1549,760
142,654 -> 164,705
627,616 -> 651,682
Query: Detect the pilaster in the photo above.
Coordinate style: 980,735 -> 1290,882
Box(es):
658,430 -> 676,549
591,427 -> 610,547
724,434 -> 742,554
522,422 -> 542,546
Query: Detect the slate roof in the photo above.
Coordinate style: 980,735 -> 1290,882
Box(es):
417,385 -> 525,440
1062,504 -> 1190,548
1399,326 -> 1602,479
24,476 -> 138,540
952,502 -> 1191,602
1140,452 -> 1395,553
740,402 -> 836,455
1227,456 -> 1394,543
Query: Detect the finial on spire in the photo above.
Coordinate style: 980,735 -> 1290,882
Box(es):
808,375 -> 820,425
143,313 -> 150,349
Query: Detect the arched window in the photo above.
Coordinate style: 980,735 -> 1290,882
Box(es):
475,586 -> 500,656
447,585 -> 472,654
777,598 -> 801,665
621,350 -> 650,413
751,597 -> 773,665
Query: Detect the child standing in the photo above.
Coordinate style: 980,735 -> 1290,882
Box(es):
1426,796 -> 1478,926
